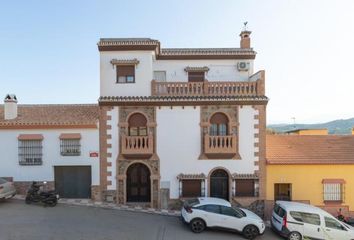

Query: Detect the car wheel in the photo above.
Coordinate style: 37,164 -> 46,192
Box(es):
242,225 -> 259,240
288,232 -> 302,240
190,218 -> 206,233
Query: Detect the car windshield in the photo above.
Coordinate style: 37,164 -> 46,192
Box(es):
184,198 -> 200,207
0,178 -> 7,184
232,207 -> 246,217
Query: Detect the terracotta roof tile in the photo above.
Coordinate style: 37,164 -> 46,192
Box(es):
0,104 -> 99,129
267,135 -> 354,165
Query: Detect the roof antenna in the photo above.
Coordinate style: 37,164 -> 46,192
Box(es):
243,21 -> 248,31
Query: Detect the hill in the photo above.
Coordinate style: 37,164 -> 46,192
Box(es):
268,118 -> 354,135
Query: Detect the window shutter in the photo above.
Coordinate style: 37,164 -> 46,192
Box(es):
182,180 -> 202,197
117,66 -> 135,77
188,71 -> 205,82
236,179 -> 255,197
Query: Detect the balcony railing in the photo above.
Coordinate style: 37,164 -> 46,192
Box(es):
121,134 -> 154,155
151,70 -> 265,97
204,134 -> 237,154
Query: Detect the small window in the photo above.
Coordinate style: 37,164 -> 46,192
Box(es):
153,71 -> 166,82
290,211 -> 303,222
188,71 -> 205,82
301,212 -> 321,226
204,205 -> 220,214
60,139 -> 81,156
236,179 -> 255,197
274,204 -> 286,218
323,183 -> 343,202
220,206 -> 243,218
19,140 -> 43,165
325,217 -> 346,231
182,180 -> 201,198
116,65 -> 135,83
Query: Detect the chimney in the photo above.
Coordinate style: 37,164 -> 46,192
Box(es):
240,30 -> 252,49
4,94 -> 18,120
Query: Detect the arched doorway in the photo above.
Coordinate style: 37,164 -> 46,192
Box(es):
210,169 -> 229,200
126,163 -> 151,202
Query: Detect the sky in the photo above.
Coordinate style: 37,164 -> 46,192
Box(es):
0,0 -> 353,124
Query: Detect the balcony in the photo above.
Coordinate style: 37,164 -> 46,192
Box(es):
121,134 -> 154,156
204,134 -> 237,155
151,70 -> 265,97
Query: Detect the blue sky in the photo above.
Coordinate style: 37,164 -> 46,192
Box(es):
1,0 -> 353,124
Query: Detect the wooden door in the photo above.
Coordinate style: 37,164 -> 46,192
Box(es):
210,169 -> 229,200
126,163 -> 151,202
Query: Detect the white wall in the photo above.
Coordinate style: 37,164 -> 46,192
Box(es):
157,106 -> 258,199
100,50 -> 255,97
153,59 -> 254,82
0,128 -> 100,185
100,51 -> 154,97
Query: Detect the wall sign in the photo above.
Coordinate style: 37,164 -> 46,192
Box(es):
89,151 -> 99,158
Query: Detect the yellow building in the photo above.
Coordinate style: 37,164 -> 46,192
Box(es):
266,135 -> 354,217
284,128 -> 328,135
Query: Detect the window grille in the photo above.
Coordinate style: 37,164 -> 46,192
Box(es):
60,139 -> 81,156
323,183 -> 343,201
18,140 -> 43,165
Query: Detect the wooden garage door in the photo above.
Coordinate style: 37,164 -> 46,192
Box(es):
54,166 -> 91,198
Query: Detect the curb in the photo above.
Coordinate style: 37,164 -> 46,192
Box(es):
13,195 -> 181,217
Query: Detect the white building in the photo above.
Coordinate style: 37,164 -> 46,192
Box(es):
0,94 -> 100,200
98,29 -> 268,210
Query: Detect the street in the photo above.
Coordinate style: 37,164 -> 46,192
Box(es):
0,199 -> 282,240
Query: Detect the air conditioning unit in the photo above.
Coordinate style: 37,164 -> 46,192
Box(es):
237,62 -> 249,71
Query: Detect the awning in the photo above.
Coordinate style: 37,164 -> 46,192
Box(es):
18,134 -> 44,140
322,179 -> 346,184
110,58 -> 140,66
177,173 -> 206,180
184,66 -> 209,72
232,173 -> 259,180
59,133 -> 81,140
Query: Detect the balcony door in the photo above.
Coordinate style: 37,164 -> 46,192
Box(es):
210,112 -> 228,136
188,71 -> 205,82
128,113 -> 147,136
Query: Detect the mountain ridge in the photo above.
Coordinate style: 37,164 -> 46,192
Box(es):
268,118 -> 354,134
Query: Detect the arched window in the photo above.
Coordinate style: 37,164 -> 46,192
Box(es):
128,113 -> 147,136
209,113 -> 228,136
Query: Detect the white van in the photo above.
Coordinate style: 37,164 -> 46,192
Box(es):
271,201 -> 354,240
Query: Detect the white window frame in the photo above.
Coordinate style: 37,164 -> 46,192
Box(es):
323,183 -> 343,201
60,139 -> 81,156
18,140 -> 43,165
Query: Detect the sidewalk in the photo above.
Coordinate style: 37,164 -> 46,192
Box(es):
13,195 -> 181,217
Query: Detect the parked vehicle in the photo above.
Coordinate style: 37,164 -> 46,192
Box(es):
0,178 -> 16,200
181,197 -> 265,239
25,181 -> 59,207
271,201 -> 354,240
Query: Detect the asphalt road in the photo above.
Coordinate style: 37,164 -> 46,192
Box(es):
0,199 -> 282,240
